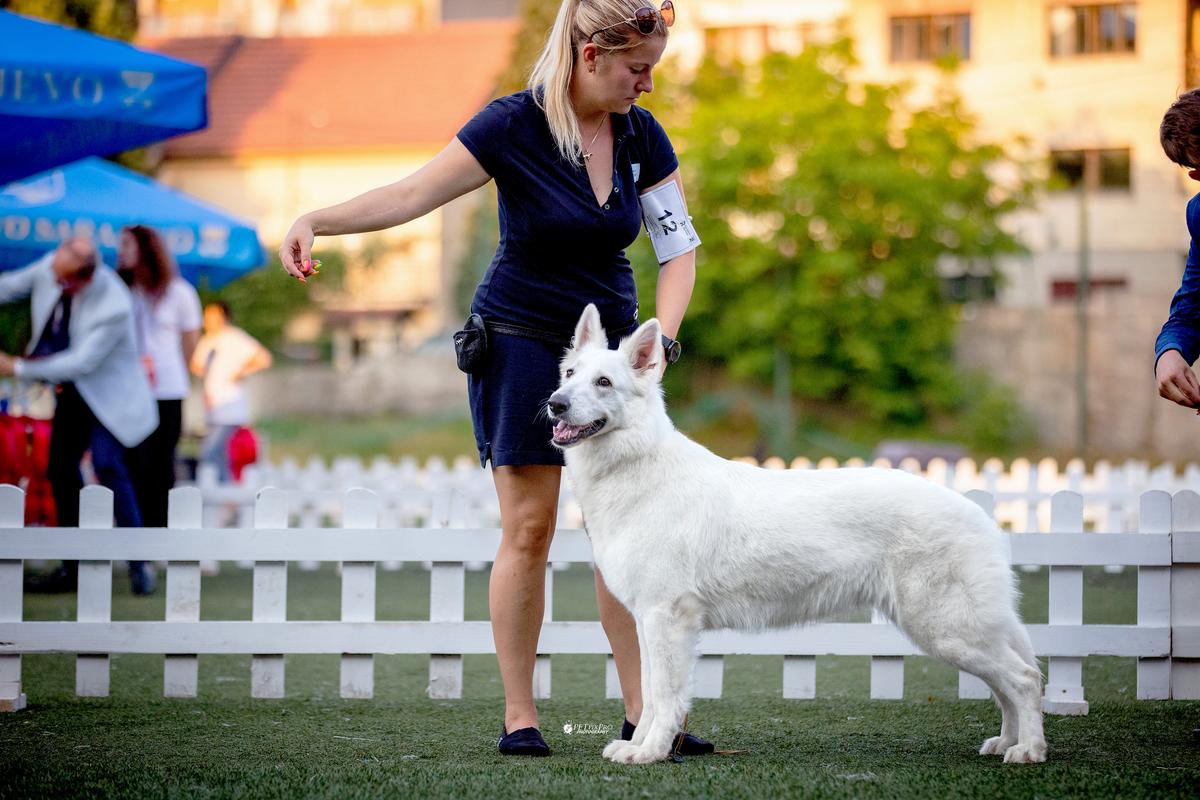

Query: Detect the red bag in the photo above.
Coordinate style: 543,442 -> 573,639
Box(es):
228,426 -> 259,482
0,413 -> 56,525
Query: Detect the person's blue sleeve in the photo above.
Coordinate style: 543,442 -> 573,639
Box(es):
634,109 -> 678,192
1155,194 -> 1200,367
456,95 -> 514,179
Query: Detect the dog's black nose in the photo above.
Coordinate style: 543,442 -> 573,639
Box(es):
548,392 -> 569,416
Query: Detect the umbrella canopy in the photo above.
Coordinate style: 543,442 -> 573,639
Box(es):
0,11 -> 208,185
0,158 -> 263,289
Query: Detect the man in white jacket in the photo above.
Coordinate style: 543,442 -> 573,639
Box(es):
0,238 -> 159,595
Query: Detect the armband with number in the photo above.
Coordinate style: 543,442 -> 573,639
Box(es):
638,180 -> 701,264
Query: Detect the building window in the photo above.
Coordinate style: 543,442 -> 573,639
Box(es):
1049,3 -> 1136,57
890,14 -> 971,62
1050,148 -> 1131,190
704,25 -> 771,63
1051,278 -> 1128,301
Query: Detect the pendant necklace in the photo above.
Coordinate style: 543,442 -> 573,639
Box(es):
581,112 -> 609,160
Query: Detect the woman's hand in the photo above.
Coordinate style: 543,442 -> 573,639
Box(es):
278,217 -> 316,282
1156,349 -> 1200,412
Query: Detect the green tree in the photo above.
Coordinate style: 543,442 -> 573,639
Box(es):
0,0 -> 137,39
636,41 -> 1032,441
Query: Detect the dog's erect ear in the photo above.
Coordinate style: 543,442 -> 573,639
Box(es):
571,303 -> 606,352
621,318 -> 662,375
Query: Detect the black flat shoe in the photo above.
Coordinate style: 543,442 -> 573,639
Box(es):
498,725 -> 551,756
622,718 -> 715,756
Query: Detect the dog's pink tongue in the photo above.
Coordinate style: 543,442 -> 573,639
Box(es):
553,420 -> 572,440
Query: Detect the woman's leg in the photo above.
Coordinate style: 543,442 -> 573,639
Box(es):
490,464 -> 561,732
595,567 -> 643,724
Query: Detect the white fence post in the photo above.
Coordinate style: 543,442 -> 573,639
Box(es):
251,488 -> 288,698
782,655 -> 816,699
533,562 -> 552,700
958,490 -> 996,700
1136,491 -> 1171,699
76,486 -> 113,697
869,607 -> 904,700
692,655 -> 724,699
1043,491 -> 1088,715
0,485 -> 26,712
164,487 -> 203,698
340,488 -> 378,699
1172,490 -> 1200,699
428,490 -> 464,699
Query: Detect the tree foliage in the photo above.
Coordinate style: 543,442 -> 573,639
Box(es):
636,40 -> 1033,425
0,0 -> 137,39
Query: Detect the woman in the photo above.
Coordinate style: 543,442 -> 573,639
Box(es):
279,0 -> 703,756
119,224 -> 203,595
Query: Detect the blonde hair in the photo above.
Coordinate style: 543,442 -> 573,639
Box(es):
529,0 -> 669,166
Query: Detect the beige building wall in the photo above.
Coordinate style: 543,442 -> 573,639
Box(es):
849,1 -> 1190,299
848,0 -> 1196,458
158,149 -> 486,349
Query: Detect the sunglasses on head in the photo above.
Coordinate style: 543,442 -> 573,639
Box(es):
588,0 -> 674,41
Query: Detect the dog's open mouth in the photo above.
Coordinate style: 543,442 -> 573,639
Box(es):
551,418 -> 606,447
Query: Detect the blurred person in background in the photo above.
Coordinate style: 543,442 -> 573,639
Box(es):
190,300 -> 271,483
118,224 -> 203,531
0,237 -> 158,595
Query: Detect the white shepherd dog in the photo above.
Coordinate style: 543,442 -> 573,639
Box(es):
548,304 -> 1047,765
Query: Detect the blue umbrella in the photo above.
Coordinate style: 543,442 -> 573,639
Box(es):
0,158 -> 263,288
0,11 -> 208,185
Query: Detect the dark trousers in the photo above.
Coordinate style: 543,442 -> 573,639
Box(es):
47,382 -> 145,536
129,400 -> 183,528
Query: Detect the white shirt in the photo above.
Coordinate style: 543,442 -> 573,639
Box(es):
193,326 -> 262,426
132,278 -> 202,401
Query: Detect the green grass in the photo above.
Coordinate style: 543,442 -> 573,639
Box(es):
253,413 -> 479,464
3,564 -> 1198,798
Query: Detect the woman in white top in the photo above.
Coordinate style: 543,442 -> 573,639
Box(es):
190,300 -> 272,482
118,224 -> 203,531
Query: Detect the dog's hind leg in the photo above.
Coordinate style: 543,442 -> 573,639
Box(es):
603,597 -> 703,764
977,680 -> 1019,756
910,619 -> 1046,764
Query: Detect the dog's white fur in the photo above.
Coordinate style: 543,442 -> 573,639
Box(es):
548,304 -> 1047,765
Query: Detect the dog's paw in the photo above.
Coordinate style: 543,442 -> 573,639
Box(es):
603,739 -> 667,764
1003,741 -> 1048,764
978,735 -> 1017,756
603,739 -> 635,762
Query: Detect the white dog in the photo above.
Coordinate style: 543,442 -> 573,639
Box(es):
548,304 -> 1047,765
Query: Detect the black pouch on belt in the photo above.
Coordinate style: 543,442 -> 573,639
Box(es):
453,313 -> 488,373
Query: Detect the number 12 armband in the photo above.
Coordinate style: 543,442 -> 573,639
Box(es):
638,180 -> 701,264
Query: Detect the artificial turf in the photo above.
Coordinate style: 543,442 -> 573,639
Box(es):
2,563 -> 1197,799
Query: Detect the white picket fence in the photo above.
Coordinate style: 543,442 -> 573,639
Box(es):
2,483 -> 1198,714
205,454 -> 1200,536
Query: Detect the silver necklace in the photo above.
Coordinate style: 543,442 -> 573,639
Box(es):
581,113 -> 608,160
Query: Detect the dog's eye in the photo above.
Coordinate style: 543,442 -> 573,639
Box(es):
596,376 -> 612,388
564,368 -> 574,379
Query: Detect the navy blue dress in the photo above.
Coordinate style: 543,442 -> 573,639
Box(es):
456,90 -> 678,467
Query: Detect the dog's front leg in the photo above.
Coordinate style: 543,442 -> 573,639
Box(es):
604,615 -> 655,760
603,600 -> 700,765
630,617 -> 655,745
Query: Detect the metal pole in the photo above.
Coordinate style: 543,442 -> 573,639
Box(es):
1076,178 -> 1089,455
773,265 -> 794,459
